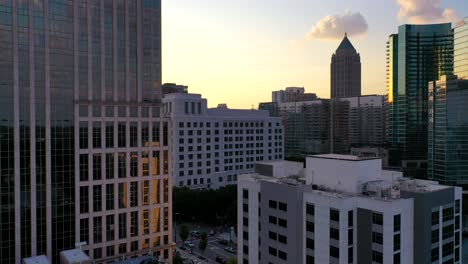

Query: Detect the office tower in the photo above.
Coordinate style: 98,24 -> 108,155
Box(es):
238,155 -> 463,264
386,24 -> 453,177
258,102 -> 279,117
428,76 -> 468,186
162,83 -> 188,95
0,1 -> 172,263
455,18 -> 468,79
162,93 -> 284,189
331,33 -> 361,98
272,87 -> 317,103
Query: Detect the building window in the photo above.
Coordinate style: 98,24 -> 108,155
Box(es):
431,229 -> 439,244
372,251 -> 383,263
372,212 -> 383,225
442,207 -> 454,222
278,218 -> 287,228
348,229 -> 353,245
243,189 -> 248,199
269,200 -> 277,209
306,255 -> 314,264
278,202 -> 287,212
432,211 -> 439,226
269,216 -> 277,224
394,233 -> 400,251
278,234 -> 287,244
330,209 -> 339,222
394,214 -> 401,232
431,247 -> 439,262
442,242 -> 453,257
93,185 -> 102,212
394,253 -> 401,264
442,224 -> 454,240
268,247 -> 277,257
330,246 -> 339,259
306,204 -> 314,215
348,210 -> 353,227
372,232 -> 383,245
306,238 -> 314,249
306,221 -> 314,232
278,250 -> 287,261
330,228 -> 339,240
348,247 -> 353,263
269,231 -> 277,241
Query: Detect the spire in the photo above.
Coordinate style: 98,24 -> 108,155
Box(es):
336,33 -> 356,51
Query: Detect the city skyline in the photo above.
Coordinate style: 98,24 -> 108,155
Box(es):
162,0 -> 467,108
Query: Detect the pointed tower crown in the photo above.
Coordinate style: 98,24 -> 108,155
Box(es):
336,32 -> 356,51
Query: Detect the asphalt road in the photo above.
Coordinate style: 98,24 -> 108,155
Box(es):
175,236 -> 237,264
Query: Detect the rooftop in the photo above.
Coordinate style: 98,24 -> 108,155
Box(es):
310,153 -> 380,161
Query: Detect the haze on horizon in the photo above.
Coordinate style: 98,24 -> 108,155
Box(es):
162,0 -> 467,109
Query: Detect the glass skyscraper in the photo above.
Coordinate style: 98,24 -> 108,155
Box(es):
386,23 -> 453,177
455,17 -> 468,79
428,76 -> 468,187
0,0 -> 171,263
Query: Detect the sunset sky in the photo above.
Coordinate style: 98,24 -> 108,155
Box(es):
162,0 -> 467,108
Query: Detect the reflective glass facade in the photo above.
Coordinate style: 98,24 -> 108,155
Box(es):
0,0 -> 168,263
455,18 -> 468,79
386,24 -> 453,177
428,76 -> 468,188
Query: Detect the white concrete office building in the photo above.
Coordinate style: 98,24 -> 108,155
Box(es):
162,93 -> 284,189
238,155 -> 462,264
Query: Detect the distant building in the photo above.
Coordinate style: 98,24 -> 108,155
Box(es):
258,102 -> 279,117
386,23 -> 453,177
272,87 -> 317,103
455,18 -> 468,79
331,33 -> 361,98
238,155 -> 463,264
275,95 -> 385,159
162,83 -> 188,95
162,93 -> 284,189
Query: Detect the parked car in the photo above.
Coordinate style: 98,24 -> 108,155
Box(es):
215,256 -> 227,264
179,246 -> 187,251
190,230 -> 201,237
209,230 -> 215,236
184,241 -> 195,248
224,247 -> 236,254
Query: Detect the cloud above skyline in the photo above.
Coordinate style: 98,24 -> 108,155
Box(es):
305,11 -> 368,41
396,0 -> 459,23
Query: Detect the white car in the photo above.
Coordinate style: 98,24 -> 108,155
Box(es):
184,241 -> 195,248
224,247 -> 236,254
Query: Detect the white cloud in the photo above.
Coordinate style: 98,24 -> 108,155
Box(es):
396,0 -> 459,23
305,11 -> 368,41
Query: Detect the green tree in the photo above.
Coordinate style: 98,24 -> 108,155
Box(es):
227,257 -> 237,264
173,251 -> 184,264
179,224 -> 189,242
199,232 -> 208,254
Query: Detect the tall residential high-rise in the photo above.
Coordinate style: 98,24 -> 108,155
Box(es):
162,93 -> 284,189
273,95 -> 385,159
0,1 -> 172,263
238,155 -> 462,264
330,33 -> 361,98
455,18 -> 468,79
386,23 -> 453,177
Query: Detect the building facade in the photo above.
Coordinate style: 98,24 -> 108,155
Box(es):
238,155 -> 463,264
0,0 -> 172,263
162,93 -> 284,189
455,18 -> 468,79
331,33 -> 361,98
275,95 -> 385,159
272,87 -> 317,104
386,23 -> 453,177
